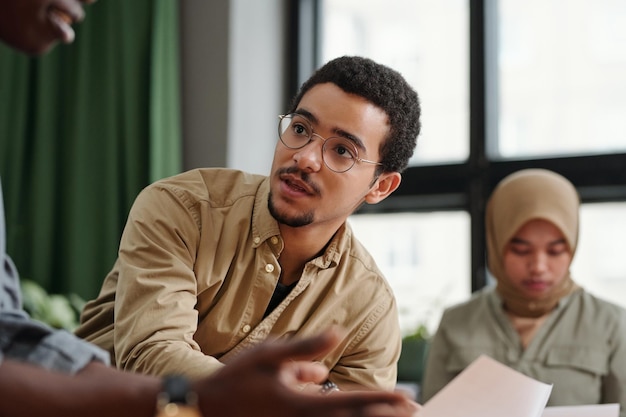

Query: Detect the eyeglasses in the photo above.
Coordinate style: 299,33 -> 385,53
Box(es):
278,113 -> 383,173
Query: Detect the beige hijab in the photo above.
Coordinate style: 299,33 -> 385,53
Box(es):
486,169 -> 580,317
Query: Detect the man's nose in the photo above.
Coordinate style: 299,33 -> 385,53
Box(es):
293,136 -> 324,172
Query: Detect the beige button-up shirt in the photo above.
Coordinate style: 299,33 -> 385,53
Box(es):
76,168 -> 401,390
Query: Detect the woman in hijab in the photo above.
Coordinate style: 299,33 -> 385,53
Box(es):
421,169 -> 626,414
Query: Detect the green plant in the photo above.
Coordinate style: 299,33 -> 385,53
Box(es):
404,323 -> 430,341
20,279 -> 85,331
397,324 -> 431,384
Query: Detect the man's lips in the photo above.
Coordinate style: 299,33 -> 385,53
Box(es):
280,173 -> 318,196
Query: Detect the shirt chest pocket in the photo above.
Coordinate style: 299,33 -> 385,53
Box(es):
445,347 -> 503,374
545,346 -> 608,376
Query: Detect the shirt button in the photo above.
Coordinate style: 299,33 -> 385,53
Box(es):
242,324 -> 251,333
270,236 -> 279,245
253,237 -> 261,244
265,264 -> 275,273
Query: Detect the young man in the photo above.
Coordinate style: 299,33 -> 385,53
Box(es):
0,1 -> 420,416
77,55 -> 422,391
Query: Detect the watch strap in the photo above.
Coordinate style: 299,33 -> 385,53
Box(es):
156,375 -> 201,417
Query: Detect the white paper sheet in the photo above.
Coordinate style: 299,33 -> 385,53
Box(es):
418,354 -> 553,417
542,403 -> 620,417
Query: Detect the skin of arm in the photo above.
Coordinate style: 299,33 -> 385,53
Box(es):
0,360 -> 161,417
0,329 -> 420,417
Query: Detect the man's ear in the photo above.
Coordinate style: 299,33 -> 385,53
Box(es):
364,172 -> 402,204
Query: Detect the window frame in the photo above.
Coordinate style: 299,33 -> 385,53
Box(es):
289,0 -> 626,292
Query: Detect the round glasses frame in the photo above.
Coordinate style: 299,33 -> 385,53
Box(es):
278,114 -> 383,173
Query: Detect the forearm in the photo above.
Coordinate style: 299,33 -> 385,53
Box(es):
0,360 -> 160,417
119,340 -> 224,378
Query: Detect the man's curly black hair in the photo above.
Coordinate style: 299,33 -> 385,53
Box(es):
289,56 -> 421,174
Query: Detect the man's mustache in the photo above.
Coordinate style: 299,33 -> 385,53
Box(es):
277,166 -> 321,195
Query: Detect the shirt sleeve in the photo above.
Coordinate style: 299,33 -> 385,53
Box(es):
1,180 -> 109,373
0,180 -> 22,313
330,294 -> 402,391
420,310 -> 455,402
602,306 -> 626,417
1,253 -> 109,373
0,314 -> 110,373
112,184 -> 224,377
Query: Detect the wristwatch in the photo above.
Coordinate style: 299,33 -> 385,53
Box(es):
155,375 -> 201,417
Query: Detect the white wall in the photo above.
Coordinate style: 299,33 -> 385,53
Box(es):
179,0 -> 287,175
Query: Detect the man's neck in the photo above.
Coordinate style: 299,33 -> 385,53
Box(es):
277,223 -> 341,286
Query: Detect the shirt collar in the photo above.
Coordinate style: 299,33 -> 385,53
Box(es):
251,177 -> 280,249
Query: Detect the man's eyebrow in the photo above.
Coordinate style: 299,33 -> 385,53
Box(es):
293,108 -> 368,151
335,128 -> 367,151
293,108 -> 317,124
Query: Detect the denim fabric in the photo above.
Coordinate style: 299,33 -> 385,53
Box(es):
0,179 -> 109,372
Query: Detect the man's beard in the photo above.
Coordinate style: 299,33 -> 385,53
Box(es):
268,191 -> 314,227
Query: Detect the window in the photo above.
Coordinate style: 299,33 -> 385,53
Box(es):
495,0 -> 626,158
348,212 -> 470,335
574,202 -> 626,307
320,0 -> 469,165
293,0 -> 626,335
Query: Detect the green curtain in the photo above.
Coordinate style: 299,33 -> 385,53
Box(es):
0,0 -> 181,299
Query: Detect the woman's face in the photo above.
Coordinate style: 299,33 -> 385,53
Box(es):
502,219 -> 573,299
